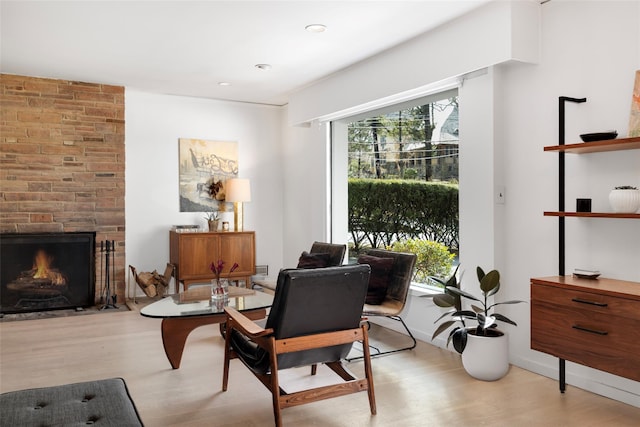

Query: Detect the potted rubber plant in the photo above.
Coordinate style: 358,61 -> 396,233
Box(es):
431,266 -> 525,381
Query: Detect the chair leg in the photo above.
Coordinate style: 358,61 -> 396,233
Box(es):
361,324 -> 377,415
268,340 -> 283,427
222,320 -> 233,391
346,315 -> 417,361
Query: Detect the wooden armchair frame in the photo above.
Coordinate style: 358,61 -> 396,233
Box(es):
222,266 -> 376,426
222,307 -> 376,426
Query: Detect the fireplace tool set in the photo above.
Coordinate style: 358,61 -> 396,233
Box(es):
99,240 -> 118,310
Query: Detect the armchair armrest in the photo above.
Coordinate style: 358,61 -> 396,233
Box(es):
224,306 -> 273,338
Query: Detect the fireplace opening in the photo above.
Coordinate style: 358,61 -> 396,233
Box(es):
0,232 -> 96,314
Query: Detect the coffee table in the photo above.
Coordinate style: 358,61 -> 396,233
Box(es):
140,287 -> 273,369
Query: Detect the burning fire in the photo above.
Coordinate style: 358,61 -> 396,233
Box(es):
32,249 -> 66,285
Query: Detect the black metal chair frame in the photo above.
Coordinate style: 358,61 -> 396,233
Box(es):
347,248 -> 417,361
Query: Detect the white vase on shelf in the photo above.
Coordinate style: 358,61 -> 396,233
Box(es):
608,188 -> 640,213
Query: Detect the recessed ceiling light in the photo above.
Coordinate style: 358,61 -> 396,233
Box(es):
255,64 -> 272,71
305,24 -> 326,33
218,82 -> 231,86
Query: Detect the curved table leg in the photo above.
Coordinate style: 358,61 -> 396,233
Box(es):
160,308 -> 267,369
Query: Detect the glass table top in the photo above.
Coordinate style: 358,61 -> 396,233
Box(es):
140,289 -> 273,319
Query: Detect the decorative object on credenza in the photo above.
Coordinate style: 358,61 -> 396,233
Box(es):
225,178 -> 251,231
576,198 -> 592,212
579,131 -> 617,142
608,185 -> 640,213
431,266 -> 525,381
204,211 -> 219,231
178,138 -> 238,212
172,224 -> 200,233
572,268 -> 600,280
628,70 -> 640,137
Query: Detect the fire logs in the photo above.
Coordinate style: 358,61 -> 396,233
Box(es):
7,249 -> 68,296
129,264 -> 173,298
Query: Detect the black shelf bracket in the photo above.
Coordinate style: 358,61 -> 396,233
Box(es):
556,95 -> 586,394
558,96 -> 586,276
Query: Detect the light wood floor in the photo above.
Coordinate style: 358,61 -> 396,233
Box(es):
1,304 -> 639,427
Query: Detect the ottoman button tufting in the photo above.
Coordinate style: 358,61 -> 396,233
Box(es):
1,378 -> 143,426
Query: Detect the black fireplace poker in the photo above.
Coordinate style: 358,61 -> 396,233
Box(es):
99,240 -> 118,310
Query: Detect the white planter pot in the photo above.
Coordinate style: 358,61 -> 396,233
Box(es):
608,189 -> 640,213
461,329 -> 509,381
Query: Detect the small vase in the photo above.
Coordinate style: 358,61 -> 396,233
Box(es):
608,189 -> 640,213
208,220 -> 219,232
210,278 -> 229,302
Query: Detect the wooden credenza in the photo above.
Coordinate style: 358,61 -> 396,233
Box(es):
170,231 -> 255,291
531,276 -> 640,385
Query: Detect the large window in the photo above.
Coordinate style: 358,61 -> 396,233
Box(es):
347,97 -> 458,182
331,90 -> 459,285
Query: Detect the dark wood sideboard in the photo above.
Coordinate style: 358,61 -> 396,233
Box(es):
531,276 -> 640,385
169,231 -> 255,291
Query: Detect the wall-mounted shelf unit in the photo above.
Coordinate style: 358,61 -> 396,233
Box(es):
531,96 -> 640,394
543,211 -> 640,219
543,136 -> 640,153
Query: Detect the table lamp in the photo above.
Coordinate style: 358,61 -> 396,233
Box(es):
225,178 -> 251,231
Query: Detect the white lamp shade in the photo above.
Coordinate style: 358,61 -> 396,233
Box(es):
225,178 -> 251,202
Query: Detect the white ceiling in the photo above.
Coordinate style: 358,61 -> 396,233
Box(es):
1,1 -> 491,106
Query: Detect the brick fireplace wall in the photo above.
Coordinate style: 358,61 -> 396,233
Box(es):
0,74 -> 126,305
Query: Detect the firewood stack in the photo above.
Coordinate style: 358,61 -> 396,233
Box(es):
129,264 -> 173,298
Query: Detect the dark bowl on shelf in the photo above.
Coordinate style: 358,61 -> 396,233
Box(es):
579,131 -> 617,142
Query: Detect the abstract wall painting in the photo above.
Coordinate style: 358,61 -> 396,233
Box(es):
178,138 -> 238,212
629,70 -> 640,137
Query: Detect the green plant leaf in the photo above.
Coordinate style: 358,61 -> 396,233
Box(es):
452,310 -> 477,320
446,326 -> 461,347
445,264 -> 461,288
431,320 -> 457,340
446,286 -> 481,302
479,269 -> 500,294
451,328 -> 468,353
470,304 -> 484,314
429,277 -> 446,286
433,309 -> 457,323
493,313 -> 518,326
479,313 -> 495,329
487,281 -> 500,297
496,299 -> 526,305
433,293 -> 456,307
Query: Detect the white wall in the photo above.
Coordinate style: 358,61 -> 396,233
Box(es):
124,90 -> 285,290
280,114 -> 331,265
288,0 -> 540,125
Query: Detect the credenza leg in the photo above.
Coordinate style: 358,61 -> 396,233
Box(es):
559,358 -> 566,393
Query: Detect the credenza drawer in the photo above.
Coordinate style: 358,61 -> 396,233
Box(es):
531,284 -> 640,382
531,283 -> 639,320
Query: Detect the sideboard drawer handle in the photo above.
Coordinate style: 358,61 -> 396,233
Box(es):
572,325 -> 608,335
571,298 -> 608,307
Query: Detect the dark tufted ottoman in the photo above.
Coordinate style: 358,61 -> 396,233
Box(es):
0,377 -> 144,426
